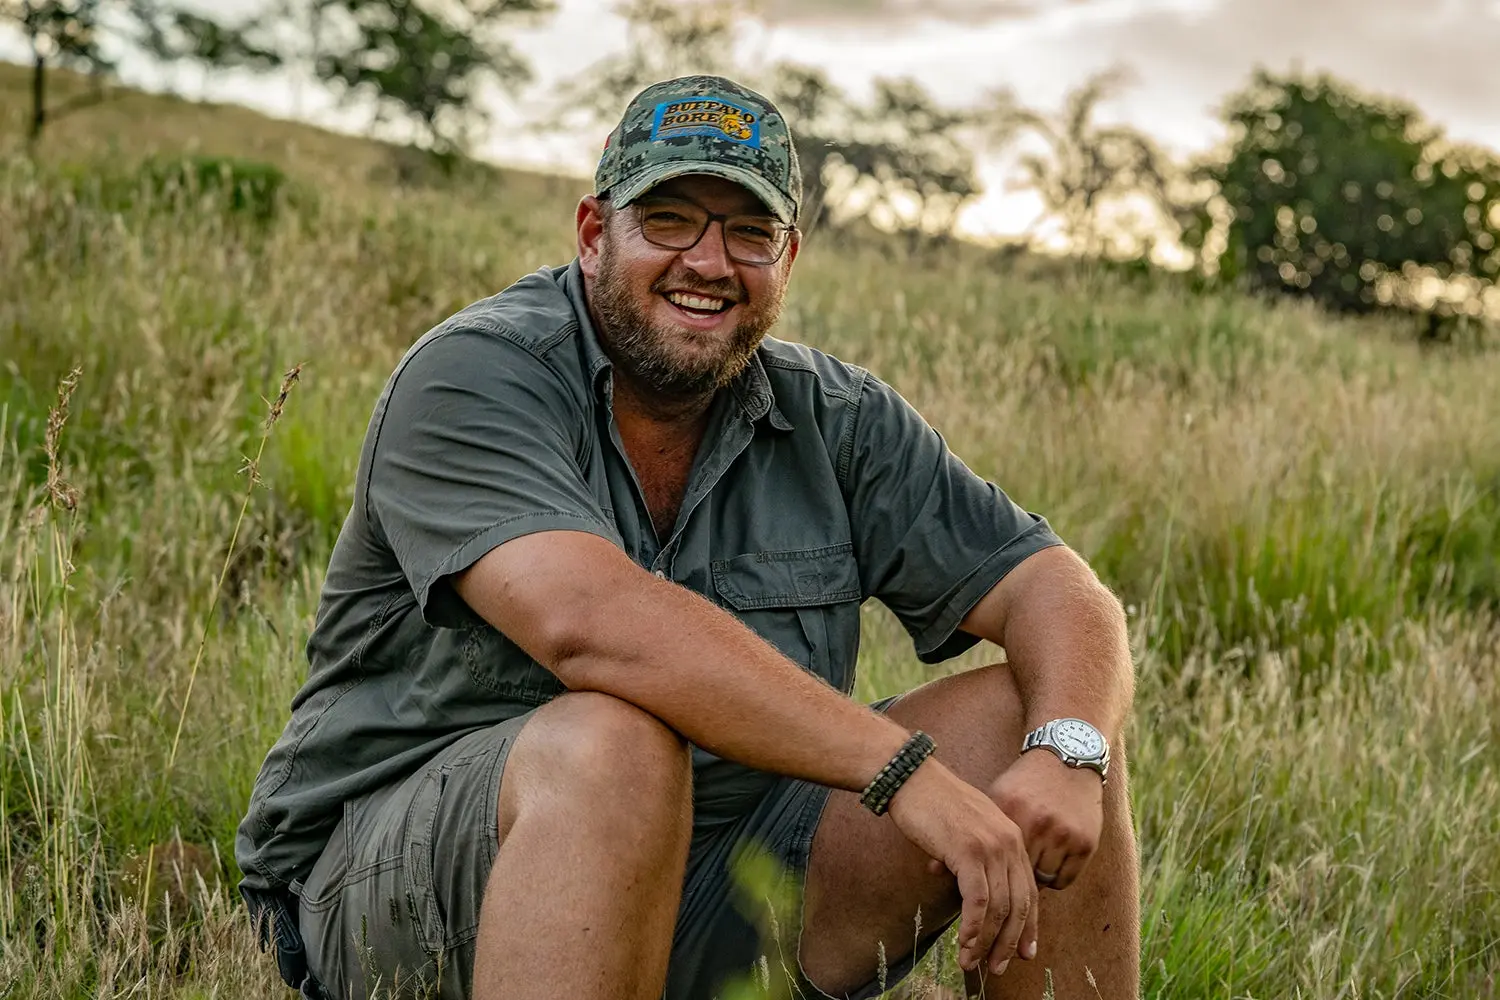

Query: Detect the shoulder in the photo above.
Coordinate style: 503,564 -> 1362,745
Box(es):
418,265 -> 579,360
387,266 -> 587,395
757,336 -> 870,407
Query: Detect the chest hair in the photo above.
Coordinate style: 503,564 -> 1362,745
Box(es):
625,442 -> 698,541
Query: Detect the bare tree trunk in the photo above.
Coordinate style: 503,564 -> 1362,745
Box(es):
30,52 -> 46,141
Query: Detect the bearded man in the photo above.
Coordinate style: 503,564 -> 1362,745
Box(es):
237,76 -> 1140,1000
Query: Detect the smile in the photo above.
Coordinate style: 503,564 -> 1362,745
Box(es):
664,291 -> 733,315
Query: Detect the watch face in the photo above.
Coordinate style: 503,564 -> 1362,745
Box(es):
1054,720 -> 1104,759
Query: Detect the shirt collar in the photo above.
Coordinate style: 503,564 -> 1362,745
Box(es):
561,259 -> 793,433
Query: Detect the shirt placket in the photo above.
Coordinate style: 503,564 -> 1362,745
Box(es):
653,404 -> 756,582
600,384 -> 759,585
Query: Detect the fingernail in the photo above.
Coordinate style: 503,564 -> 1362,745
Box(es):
992,958 -> 1010,976
1024,939 -> 1038,959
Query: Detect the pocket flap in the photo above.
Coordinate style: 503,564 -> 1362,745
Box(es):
711,543 -> 861,610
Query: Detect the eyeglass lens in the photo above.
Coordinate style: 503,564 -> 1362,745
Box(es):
637,201 -> 789,264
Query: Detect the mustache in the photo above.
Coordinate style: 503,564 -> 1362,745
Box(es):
650,270 -> 745,304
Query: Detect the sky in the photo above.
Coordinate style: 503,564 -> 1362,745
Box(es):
5,0 -> 1499,238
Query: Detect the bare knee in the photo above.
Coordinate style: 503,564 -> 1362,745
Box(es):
883,663 -> 1024,784
498,692 -> 692,842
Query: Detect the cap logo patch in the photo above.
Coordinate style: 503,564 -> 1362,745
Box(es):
650,97 -> 761,147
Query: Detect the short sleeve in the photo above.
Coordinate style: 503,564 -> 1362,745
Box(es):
844,374 -> 1063,663
366,326 -> 619,628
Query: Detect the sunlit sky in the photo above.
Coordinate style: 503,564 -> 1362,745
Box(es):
5,0 -> 1499,238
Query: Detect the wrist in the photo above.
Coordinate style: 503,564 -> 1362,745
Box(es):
1020,717 -> 1110,784
860,730 -> 937,815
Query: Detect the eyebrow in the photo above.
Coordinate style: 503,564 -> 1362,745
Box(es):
642,190 -> 772,217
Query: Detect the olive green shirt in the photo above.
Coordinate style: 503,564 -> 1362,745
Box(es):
236,261 -> 1062,894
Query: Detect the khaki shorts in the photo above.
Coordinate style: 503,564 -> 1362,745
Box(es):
297,697 -> 945,1000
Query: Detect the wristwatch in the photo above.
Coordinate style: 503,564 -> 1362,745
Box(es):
1021,718 -> 1110,784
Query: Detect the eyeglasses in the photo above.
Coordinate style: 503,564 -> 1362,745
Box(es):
632,197 -> 796,265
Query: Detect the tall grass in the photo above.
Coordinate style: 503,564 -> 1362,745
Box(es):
2,74 -> 1498,998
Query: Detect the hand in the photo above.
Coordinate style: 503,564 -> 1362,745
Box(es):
991,748 -> 1105,891
887,759 -> 1039,977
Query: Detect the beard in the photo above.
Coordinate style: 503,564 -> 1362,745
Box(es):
590,227 -> 787,400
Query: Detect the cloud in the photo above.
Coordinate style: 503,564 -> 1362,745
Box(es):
1084,0 -> 1500,151
758,0 -> 1087,26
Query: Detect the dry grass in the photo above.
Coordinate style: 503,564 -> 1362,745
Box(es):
1,63 -> 1498,998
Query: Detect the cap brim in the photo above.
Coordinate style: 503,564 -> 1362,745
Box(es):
607,161 -> 798,225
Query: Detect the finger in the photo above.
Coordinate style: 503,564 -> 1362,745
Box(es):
1033,846 -> 1067,889
984,860 -> 1030,976
968,852 -> 1009,973
954,860 -> 993,971
1020,873 -> 1041,962
927,857 -> 947,878
1053,850 -> 1091,892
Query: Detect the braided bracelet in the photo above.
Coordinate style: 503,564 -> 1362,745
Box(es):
860,731 -> 937,816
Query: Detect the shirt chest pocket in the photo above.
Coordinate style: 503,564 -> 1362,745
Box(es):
710,543 -> 863,694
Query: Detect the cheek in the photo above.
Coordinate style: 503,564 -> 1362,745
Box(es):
619,252 -> 674,298
744,269 -> 788,309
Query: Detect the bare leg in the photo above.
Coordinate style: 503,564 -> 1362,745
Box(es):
470,691 -> 695,1000
799,664 -> 1140,999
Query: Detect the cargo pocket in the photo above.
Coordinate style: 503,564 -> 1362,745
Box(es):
403,733 -> 514,956
460,623 -> 567,707
299,799 -> 357,915
711,543 -> 862,694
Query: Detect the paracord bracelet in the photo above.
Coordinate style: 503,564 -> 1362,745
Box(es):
860,731 -> 937,816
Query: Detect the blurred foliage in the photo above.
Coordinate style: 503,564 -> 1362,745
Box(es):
1,0 -> 280,140
133,155 -> 295,223
792,71 -> 980,245
550,0 -> 981,244
297,0 -> 556,163
1185,69 -> 1500,329
44,154 -> 298,226
985,68 -> 1174,258
2,0 -> 120,138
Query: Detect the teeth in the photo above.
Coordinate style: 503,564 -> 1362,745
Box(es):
668,292 -> 727,312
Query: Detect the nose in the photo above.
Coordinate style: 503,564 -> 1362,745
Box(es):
677,220 -> 735,282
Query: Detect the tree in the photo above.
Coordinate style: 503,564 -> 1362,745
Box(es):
5,0 -> 117,139
307,0 -> 556,162
818,76 -> 980,244
136,4 -> 283,76
2,0 -> 281,141
551,0 -> 743,130
556,0 -> 982,242
1192,68 -> 1500,320
986,69 -> 1172,256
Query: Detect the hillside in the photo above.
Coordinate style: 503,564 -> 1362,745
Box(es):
2,63 -> 1499,1000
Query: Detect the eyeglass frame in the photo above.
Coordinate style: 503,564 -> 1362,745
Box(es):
624,195 -> 799,266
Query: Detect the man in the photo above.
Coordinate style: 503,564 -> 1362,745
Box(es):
237,75 -> 1139,1000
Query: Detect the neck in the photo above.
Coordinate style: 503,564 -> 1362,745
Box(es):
609,371 -> 716,430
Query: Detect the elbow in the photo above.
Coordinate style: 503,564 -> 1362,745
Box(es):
524,574 -> 650,691
527,599 -> 607,688
1062,560 -> 1135,690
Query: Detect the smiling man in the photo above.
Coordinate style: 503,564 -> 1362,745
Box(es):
237,76 -> 1140,1000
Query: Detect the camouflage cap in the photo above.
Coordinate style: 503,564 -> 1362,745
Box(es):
595,75 -> 802,225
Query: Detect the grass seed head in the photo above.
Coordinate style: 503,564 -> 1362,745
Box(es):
43,366 -> 83,512
265,363 -> 303,430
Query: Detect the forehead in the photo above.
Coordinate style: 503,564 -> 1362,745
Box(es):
641,174 -> 770,215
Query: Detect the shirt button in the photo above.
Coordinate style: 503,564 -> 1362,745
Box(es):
654,569 -> 667,579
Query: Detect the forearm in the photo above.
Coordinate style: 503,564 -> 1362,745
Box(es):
455,535 -> 909,794
960,546 -> 1135,744
556,574 -> 910,790
1000,557 -> 1135,743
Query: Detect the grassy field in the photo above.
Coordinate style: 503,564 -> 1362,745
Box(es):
2,65 -> 1498,998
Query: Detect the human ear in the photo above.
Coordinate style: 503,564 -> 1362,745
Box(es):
577,195 -> 608,277
783,227 -> 802,270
